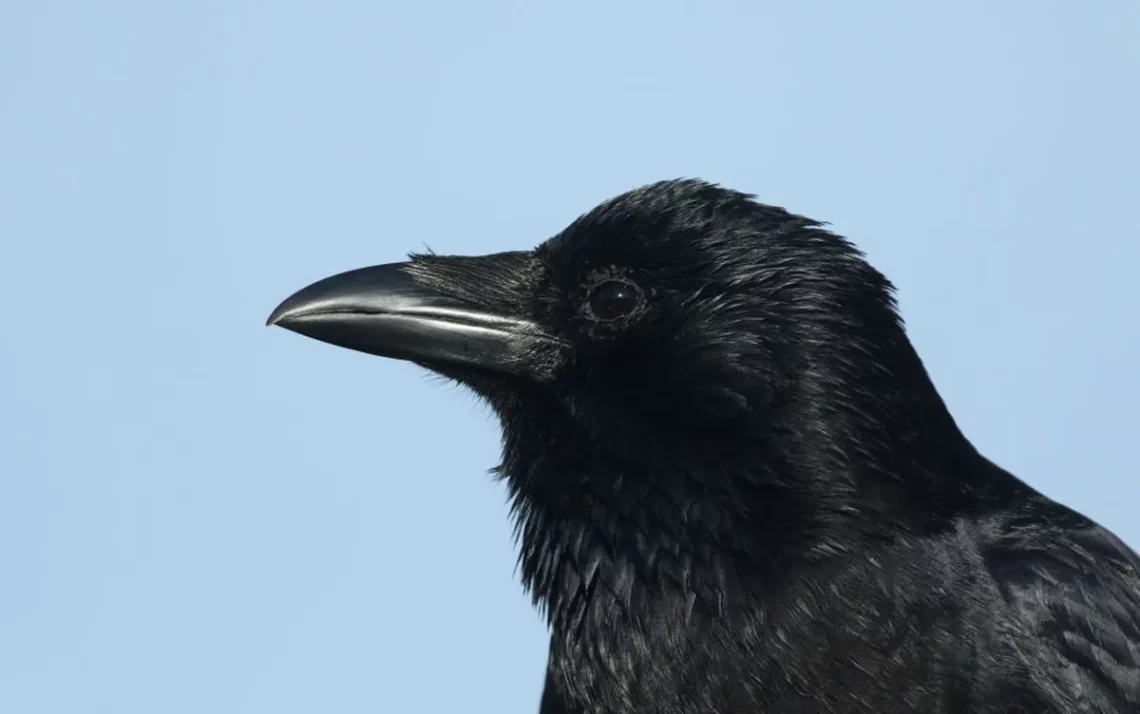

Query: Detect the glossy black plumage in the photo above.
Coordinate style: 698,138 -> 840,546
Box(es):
269,179 -> 1140,713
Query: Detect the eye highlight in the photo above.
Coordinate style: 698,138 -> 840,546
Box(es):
586,279 -> 643,321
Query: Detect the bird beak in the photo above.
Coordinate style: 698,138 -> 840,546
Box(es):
267,261 -> 563,380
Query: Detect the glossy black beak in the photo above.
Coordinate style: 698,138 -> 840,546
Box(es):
267,262 -> 563,380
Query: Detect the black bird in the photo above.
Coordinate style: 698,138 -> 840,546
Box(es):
268,179 -> 1140,713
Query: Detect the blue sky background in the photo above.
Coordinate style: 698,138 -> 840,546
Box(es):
2,2 -> 1138,712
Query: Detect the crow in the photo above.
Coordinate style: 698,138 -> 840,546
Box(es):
267,179 -> 1140,713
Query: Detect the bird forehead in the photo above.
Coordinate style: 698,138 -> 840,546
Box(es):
541,220 -> 718,289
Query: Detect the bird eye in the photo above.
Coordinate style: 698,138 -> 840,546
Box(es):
587,279 -> 642,321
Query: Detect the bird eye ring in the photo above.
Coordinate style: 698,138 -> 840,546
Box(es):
586,278 -> 644,322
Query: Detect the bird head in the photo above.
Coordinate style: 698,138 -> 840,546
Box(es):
268,179 -> 974,625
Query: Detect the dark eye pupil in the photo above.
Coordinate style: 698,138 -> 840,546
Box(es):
589,280 -> 640,321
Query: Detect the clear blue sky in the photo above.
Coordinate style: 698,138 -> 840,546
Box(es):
2,2 -> 1137,712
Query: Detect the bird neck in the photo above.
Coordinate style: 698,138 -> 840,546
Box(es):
501,343 -> 991,640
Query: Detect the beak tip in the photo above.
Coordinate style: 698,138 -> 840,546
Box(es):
265,307 -> 285,328
266,299 -> 301,329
